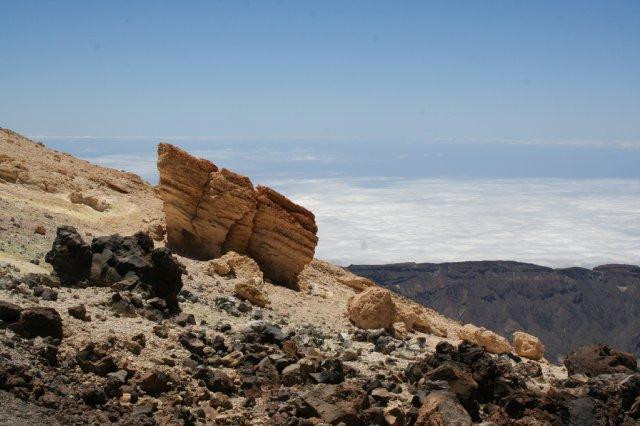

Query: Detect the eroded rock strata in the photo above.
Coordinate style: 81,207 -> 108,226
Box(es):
157,143 -> 318,289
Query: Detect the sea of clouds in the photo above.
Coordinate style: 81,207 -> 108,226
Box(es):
43,138 -> 640,269
274,177 -> 640,267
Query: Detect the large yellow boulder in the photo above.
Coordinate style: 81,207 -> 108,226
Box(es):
347,287 -> 396,330
513,331 -> 545,360
457,324 -> 512,354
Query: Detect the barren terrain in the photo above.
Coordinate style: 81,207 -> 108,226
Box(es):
2,128 -> 638,425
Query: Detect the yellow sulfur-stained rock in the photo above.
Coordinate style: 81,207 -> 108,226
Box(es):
347,287 -> 396,330
395,303 -> 420,331
458,324 -> 512,354
336,275 -> 375,292
513,331 -> 545,360
234,279 -> 270,308
69,191 -> 111,212
208,251 -> 264,284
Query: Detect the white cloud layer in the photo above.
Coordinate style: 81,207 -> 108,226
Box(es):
84,153 -> 640,268
271,178 -> 640,268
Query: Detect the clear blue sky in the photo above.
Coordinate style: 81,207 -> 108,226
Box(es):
1,0 -> 639,145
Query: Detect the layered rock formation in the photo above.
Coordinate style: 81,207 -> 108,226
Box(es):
157,143 -> 318,289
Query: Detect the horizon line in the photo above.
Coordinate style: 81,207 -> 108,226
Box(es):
28,135 -> 640,149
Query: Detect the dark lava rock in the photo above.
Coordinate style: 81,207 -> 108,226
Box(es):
255,357 -> 279,384
107,370 -> 129,384
76,343 -> 118,377
513,361 -> 543,378
138,370 -> 171,396
0,300 -> 21,323
214,296 -> 243,317
180,332 -> 205,356
424,364 -> 478,401
46,228 -> 184,311
175,312 -> 195,327
565,344 -> 637,377
309,358 -> 345,384
24,273 -> 61,288
37,342 -> 59,366
90,232 -> 184,311
110,292 -> 138,317
246,322 -> 288,346
406,341 -> 529,421
194,367 -> 235,394
80,385 -> 108,406
146,297 -> 167,311
34,287 -> 58,301
374,335 -> 397,354
404,340 -> 640,424
12,307 -> 63,340
45,226 -> 92,285
68,304 -> 87,320
281,362 -> 307,386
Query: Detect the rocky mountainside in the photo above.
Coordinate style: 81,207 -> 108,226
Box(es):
2,128 -> 640,424
348,261 -> 640,361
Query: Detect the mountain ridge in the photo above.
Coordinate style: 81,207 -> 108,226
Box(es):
349,260 -> 640,361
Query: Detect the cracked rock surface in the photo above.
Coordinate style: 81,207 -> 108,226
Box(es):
157,143 -> 318,289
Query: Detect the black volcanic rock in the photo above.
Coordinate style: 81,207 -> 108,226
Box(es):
46,227 -> 185,312
565,344 -> 637,377
45,226 -> 92,285
348,261 -> 640,360
13,307 -> 63,340
0,301 -> 22,323
90,232 -> 184,310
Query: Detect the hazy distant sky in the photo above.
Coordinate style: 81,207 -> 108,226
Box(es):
2,2 -> 639,266
2,1 -> 639,146
42,140 -> 640,268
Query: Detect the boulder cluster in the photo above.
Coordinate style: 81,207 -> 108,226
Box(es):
345,286 -> 446,339
405,340 -> 640,424
157,143 -> 318,289
2,250 -> 640,424
45,225 -> 184,313
208,251 -> 271,308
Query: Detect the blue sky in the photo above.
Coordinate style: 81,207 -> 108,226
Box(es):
2,1 -> 639,146
2,2 -> 639,266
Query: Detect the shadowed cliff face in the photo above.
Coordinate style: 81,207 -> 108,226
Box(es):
348,261 -> 640,361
